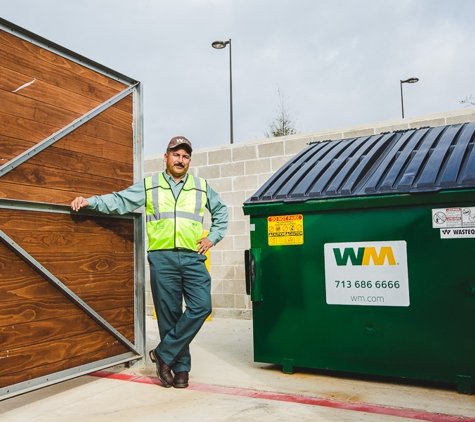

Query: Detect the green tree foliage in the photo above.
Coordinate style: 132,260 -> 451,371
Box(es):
265,87 -> 300,138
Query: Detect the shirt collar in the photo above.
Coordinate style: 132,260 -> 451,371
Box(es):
163,171 -> 188,186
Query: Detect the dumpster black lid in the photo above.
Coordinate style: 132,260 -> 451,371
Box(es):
245,122 -> 475,204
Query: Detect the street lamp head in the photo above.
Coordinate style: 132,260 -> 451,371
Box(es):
212,40 -> 230,49
401,77 -> 419,84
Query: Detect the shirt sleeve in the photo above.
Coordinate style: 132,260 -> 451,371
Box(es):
205,184 -> 229,245
87,180 -> 146,214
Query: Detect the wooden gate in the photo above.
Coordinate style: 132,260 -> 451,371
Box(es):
0,18 -> 144,399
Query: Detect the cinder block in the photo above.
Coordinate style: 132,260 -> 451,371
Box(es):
227,220 -> 247,236
375,123 -> 409,133
410,118 -> 445,129
285,138 -> 312,155
234,234 -> 251,250
232,145 -> 258,162
211,265 -> 235,280
209,148 -> 232,164
211,280 -> 224,294
310,132 -> 343,143
235,294 -> 251,309
233,174 -> 259,191
258,173 -> 273,186
221,190 -> 247,206
232,206 -> 247,220
234,264 -> 246,282
343,128 -> 375,138
208,177 -> 233,193
246,158 -> 270,175
212,293 -> 235,308
197,165 -> 221,179
191,151 -> 208,166
223,250 -> 245,265
144,158 -> 163,174
446,112 -> 475,125
259,141 -> 284,157
221,161 -> 245,176
209,250 -> 223,265
213,235 -> 234,251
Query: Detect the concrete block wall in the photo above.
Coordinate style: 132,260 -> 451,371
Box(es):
144,107 -> 475,319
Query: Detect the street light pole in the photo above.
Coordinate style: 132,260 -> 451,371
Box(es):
212,39 -> 234,144
400,77 -> 419,118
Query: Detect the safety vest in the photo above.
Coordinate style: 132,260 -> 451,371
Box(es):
144,173 -> 207,251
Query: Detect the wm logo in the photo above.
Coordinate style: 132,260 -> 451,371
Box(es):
333,247 -> 396,266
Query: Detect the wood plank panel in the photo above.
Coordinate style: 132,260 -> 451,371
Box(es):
0,133 -> 133,168
0,162 -> 133,201
0,210 -> 134,234
0,95 -> 133,145
0,112 -> 57,146
0,183 -> 93,205
0,211 -> 135,250
0,30 -> 132,113
0,312 -> 135,351
0,29 -> 128,93
0,65 -> 133,116
0,328 -> 133,376
0,289 -> 134,326
0,327 -> 134,387
0,340 -> 131,388
11,141 -> 132,180
0,275 -> 134,330
0,89 -> 79,128
10,251 -> 134,274
0,164 -> 133,201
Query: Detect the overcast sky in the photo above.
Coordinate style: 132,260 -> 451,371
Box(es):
1,0 -> 474,156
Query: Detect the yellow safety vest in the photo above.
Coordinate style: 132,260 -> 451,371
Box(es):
144,173 -> 207,251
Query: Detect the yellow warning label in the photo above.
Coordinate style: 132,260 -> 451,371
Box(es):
268,214 -> 304,246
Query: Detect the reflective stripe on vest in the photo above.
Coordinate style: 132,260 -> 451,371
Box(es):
144,173 -> 207,251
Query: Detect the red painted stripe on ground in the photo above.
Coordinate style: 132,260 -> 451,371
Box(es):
89,371 -> 475,422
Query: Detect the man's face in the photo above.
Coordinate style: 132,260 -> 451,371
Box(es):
164,147 -> 191,179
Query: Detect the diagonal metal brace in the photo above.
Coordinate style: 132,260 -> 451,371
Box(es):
0,83 -> 139,178
0,229 -> 139,355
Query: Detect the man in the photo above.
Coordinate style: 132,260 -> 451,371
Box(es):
70,136 -> 228,389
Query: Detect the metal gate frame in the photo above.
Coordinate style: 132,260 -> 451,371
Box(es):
0,17 -> 145,399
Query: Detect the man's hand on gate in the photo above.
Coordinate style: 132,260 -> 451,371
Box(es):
70,196 -> 89,212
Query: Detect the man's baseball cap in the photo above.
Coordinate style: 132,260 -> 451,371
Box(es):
167,136 -> 192,155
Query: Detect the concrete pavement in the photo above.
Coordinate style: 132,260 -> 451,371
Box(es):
1,316 -> 474,421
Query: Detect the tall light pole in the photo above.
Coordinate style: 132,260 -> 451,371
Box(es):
400,77 -> 419,118
212,39 -> 233,144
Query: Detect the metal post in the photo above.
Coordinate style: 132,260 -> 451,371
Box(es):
400,80 -> 405,119
400,77 -> 419,119
228,39 -> 234,144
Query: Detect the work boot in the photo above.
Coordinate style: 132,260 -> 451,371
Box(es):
173,371 -> 189,388
149,349 -> 173,388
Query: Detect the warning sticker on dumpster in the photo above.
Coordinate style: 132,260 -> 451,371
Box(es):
432,207 -> 475,239
324,241 -> 410,307
268,214 -> 303,246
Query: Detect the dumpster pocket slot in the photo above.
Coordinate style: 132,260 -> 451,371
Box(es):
245,248 -> 262,301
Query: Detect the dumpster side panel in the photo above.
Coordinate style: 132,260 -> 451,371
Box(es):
250,197 -> 475,387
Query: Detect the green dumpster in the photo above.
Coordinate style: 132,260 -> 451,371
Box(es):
243,123 -> 475,394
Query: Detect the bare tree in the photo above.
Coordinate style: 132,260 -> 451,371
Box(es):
265,87 -> 300,138
460,94 -> 475,107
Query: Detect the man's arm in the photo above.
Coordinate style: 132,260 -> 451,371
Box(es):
203,184 -> 228,246
70,181 -> 146,214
